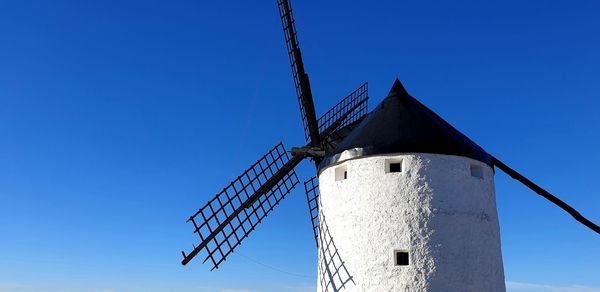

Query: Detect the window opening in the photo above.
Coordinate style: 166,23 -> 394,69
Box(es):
385,159 -> 403,173
335,165 -> 347,181
395,250 -> 409,266
471,164 -> 483,179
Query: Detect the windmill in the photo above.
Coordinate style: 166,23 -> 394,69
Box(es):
181,0 -> 600,291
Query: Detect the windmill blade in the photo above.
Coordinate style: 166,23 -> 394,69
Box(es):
492,157 -> 600,234
277,0 -> 320,146
304,177 -> 320,246
304,177 -> 355,291
318,207 -> 355,291
181,142 -> 303,268
317,82 -> 369,151
318,82 -> 369,136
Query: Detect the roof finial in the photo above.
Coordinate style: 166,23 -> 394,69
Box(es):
389,78 -> 409,97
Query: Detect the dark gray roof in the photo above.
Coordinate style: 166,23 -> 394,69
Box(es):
318,79 -> 491,170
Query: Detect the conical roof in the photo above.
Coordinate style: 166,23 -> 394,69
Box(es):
319,79 -> 491,170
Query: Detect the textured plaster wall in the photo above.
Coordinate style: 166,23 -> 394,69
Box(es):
317,153 -> 505,292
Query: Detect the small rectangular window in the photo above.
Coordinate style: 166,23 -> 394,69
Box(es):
335,165 -> 347,181
395,250 -> 409,266
385,159 -> 403,173
470,164 -> 483,179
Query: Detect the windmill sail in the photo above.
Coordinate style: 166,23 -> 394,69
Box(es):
181,143 -> 301,268
304,176 -> 355,291
277,0 -> 320,146
318,209 -> 355,291
317,82 -> 369,135
304,177 -> 320,246
318,83 -> 369,151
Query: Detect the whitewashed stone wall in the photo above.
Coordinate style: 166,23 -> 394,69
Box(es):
317,153 -> 505,292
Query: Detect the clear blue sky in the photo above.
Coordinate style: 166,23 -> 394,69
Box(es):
1,1 -> 599,291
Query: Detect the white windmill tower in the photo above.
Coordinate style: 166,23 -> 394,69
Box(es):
180,0 -> 600,291
316,80 -> 505,291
